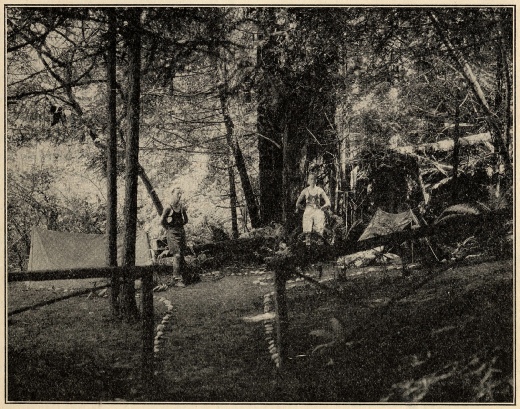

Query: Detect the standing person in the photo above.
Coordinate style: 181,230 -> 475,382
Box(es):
295,173 -> 331,246
160,187 -> 190,286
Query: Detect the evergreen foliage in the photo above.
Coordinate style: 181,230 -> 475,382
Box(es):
6,6 -> 513,271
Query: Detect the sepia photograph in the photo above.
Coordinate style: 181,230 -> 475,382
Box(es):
4,4 -> 514,403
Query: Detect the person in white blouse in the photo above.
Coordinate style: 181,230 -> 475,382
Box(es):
295,173 -> 331,245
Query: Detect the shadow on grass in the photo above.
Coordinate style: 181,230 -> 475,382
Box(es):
7,260 -> 513,402
276,267 -> 513,402
8,347 -> 138,401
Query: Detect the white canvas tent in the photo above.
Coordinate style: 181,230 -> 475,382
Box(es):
358,208 -> 420,241
26,227 -> 153,289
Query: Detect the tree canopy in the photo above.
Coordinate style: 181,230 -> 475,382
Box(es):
6,6 -> 513,272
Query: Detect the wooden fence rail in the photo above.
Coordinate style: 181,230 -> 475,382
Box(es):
269,208 -> 510,369
8,209 -> 508,379
8,264 -> 165,396
7,264 -> 173,282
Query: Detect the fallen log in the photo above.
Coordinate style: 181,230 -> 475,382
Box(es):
190,236 -> 271,254
266,208 -> 510,276
393,132 -> 492,155
175,207 -> 510,272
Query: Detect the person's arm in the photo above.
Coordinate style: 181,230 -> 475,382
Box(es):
182,206 -> 189,225
159,206 -> 170,228
295,188 -> 306,213
319,188 -> 331,210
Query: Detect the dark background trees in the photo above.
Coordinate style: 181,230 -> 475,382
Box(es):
6,6 -> 513,271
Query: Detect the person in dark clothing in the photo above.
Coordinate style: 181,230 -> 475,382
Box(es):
160,187 -> 189,286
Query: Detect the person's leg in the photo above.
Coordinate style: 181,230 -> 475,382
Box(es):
313,209 -> 326,236
302,208 -> 313,233
178,229 -> 198,284
171,254 -> 181,275
171,255 -> 185,287
166,229 -> 183,284
302,208 -> 313,246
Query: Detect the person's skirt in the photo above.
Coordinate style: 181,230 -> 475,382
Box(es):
165,227 -> 186,257
165,227 -> 200,284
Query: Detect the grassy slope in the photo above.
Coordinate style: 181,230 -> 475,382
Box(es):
7,259 -> 513,402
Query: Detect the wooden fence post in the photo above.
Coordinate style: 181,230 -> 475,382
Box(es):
141,270 -> 154,395
274,267 -> 288,369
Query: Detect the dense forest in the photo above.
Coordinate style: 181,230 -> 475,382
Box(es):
6,6 -> 513,272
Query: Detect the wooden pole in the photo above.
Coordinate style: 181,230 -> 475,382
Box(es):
8,265 -> 172,282
228,164 -> 239,239
141,269 -> 155,396
452,103 -> 461,202
273,267 -> 288,369
120,7 -> 142,321
281,123 -> 288,225
8,284 -> 111,317
343,190 -> 350,233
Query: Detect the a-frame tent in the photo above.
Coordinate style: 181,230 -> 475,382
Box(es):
358,208 -> 421,242
26,227 -> 153,288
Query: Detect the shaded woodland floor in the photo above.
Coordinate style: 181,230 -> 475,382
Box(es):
7,258 -> 513,402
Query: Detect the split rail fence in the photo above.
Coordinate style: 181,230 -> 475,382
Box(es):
269,209 -> 509,369
8,264 -> 173,395
7,209 -> 509,388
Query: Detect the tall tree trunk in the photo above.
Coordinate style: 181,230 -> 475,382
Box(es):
258,115 -> 284,225
500,42 -> 512,162
452,104 -> 460,202
228,163 -> 239,239
88,129 -> 164,216
233,142 -> 260,227
106,9 -> 119,317
336,169 -> 343,217
429,11 -> 512,180
137,164 -> 163,215
326,151 -> 337,211
281,122 -> 288,224
256,30 -> 284,226
218,83 -> 261,228
494,39 -> 503,113
120,8 -> 141,322
499,37 -> 512,192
